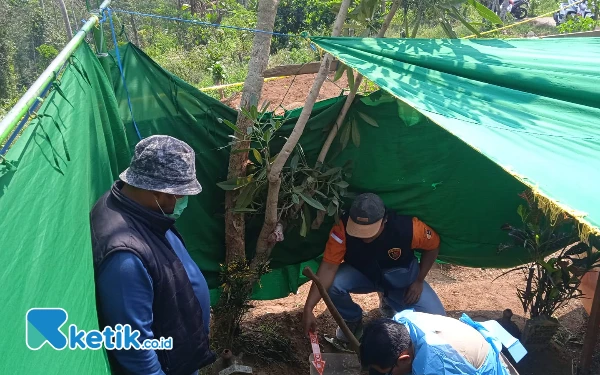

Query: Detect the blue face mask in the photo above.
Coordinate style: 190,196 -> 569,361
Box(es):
156,195 -> 188,220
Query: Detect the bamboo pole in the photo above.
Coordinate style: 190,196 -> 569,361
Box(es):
0,0 -> 112,147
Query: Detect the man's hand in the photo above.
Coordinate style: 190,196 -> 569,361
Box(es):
302,309 -> 318,336
404,280 -> 424,305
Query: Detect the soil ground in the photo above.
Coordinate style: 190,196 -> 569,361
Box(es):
219,74 -> 600,375
241,265 -> 598,375
222,72 -> 350,114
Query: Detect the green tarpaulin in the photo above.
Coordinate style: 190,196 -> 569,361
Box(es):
312,36 -> 600,236
1,37 -> 598,374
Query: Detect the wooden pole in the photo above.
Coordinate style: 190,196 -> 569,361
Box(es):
580,267 -> 600,373
262,61 -> 339,78
302,267 -> 361,355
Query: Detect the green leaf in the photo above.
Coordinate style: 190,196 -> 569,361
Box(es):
320,167 -> 342,177
292,194 -> 300,205
263,129 -> 272,143
517,205 -> 527,222
468,0 -> 503,24
448,8 -> 481,37
327,202 -> 337,216
290,153 -> 299,171
260,100 -> 271,113
439,18 -> 458,38
250,105 -> 259,121
240,107 -> 253,121
252,149 -> 263,165
397,100 -> 421,126
235,183 -> 257,210
216,175 -> 252,191
357,112 -> 379,127
347,67 -> 355,92
333,61 -> 346,82
335,181 -> 350,189
314,190 -> 327,198
293,185 -> 305,194
217,178 -> 241,191
340,122 -> 351,150
360,92 -> 395,106
351,119 -> 360,147
299,192 -> 326,211
220,118 -> 241,133
300,209 -> 308,237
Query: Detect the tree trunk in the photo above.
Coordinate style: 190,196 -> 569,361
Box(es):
225,0 -> 280,264
214,0 -> 281,350
499,0 -> 510,20
316,0 -> 400,166
55,0 -> 73,40
251,0 -> 353,267
130,14 -> 140,46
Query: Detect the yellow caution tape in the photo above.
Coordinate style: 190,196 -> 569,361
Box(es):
199,75 -> 290,92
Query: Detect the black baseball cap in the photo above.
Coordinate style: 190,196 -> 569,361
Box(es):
346,193 -> 386,238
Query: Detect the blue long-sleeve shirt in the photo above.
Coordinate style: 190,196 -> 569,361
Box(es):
96,229 -> 210,375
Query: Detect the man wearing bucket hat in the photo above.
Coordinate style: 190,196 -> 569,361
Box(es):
90,135 -> 216,375
302,193 -> 445,342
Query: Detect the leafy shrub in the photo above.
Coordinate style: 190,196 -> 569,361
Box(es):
557,16 -> 597,34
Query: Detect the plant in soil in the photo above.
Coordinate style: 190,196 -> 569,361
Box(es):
213,103 -> 352,349
498,190 -> 600,347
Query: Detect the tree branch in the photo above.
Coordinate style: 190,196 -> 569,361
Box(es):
251,0 -> 353,261
315,0 -> 400,166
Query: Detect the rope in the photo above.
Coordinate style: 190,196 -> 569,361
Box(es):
464,0 -> 588,39
112,8 -> 298,38
275,66 -> 305,112
106,8 -> 143,141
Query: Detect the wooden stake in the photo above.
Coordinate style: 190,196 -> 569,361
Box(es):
580,266 -> 600,374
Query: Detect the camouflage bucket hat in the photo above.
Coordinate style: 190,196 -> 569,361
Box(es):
119,135 -> 202,195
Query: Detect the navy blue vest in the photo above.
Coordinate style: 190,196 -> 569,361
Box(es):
343,211 -> 416,287
90,182 -> 216,375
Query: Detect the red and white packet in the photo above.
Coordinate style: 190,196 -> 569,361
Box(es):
309,331 -> 326,375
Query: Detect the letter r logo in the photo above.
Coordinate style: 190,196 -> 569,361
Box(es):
26,308 -> 68,350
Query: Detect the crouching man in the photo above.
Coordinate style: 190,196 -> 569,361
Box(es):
360,311 -> 511,375
302,193 -> 445,342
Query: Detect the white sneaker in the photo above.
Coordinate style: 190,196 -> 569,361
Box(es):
335,320 -> 363,342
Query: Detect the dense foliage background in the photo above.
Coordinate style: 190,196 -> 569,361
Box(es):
0,0 -> 566,117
